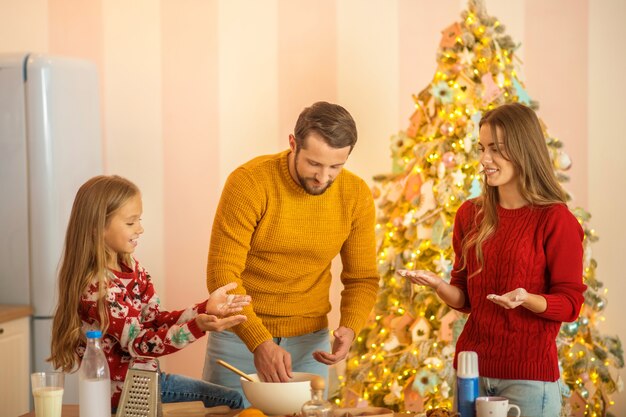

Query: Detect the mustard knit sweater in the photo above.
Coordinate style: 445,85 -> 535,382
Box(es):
206,150 -> 379,352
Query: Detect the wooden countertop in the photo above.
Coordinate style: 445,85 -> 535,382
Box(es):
18,403 -> 420,417
0,304 -> 32,324
19,402 -> 239,417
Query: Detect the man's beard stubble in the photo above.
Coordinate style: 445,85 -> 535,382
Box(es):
294,154 -> 334,196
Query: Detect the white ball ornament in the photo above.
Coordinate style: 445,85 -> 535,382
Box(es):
555,151 -> 572,170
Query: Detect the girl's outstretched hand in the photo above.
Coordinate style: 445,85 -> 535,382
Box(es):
205,282 -> 251,317
195,314 -> 247,332
397,269 -> 443,289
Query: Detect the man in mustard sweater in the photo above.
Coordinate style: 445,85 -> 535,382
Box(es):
202,101 -> 379,401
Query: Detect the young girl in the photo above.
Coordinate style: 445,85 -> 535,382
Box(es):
400,103 -> 586,417
49,175 -> 251,410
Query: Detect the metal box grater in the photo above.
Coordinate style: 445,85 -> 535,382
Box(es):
116,358 -> 162,417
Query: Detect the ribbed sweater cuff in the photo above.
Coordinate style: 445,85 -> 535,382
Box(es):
238,323 -> 273,352
539,294 -> 577,322
186,318 -> 206,340
196,300 -> 208,315
339,315 -> 367,336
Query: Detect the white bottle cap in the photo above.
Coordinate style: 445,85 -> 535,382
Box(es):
457,351 -> 479,378
86,330 -> 102,339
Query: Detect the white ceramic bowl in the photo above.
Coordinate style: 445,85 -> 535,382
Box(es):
240,372 -> 315,415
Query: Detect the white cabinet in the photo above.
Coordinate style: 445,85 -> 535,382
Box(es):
0,316 -> 31,416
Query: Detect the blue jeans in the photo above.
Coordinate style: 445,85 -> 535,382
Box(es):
160,372 -> 244,409
202,329 -> 331,407
479,377 -> 562,417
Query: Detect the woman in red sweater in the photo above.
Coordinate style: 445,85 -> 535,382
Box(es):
400,103 -> 586,417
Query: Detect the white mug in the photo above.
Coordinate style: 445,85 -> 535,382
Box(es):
475,396 -> 521,417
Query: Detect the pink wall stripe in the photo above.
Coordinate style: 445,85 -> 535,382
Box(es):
161,0 -> 220,378
398,0 -> 459,131
278,0 -> 338,146
48,0 -> 106,168
48,0 -> 104,71
524,0 -> 588,208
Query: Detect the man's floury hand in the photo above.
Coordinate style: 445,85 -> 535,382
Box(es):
312,326 -> 355,365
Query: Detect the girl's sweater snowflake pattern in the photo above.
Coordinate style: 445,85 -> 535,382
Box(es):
78,257 -> 208,408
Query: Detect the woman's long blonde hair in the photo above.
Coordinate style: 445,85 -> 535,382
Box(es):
49,175 -> 140,372
461,103 -> 567,276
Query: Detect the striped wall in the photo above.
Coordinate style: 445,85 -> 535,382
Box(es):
1,0 -> 623,411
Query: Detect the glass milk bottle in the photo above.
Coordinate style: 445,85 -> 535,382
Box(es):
301,376 -> 334,417
79,330 -> 111,417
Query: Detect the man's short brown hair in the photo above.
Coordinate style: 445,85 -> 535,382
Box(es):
294,101 -> 357,151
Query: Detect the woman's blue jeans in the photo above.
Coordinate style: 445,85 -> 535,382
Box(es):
479,376 -> 562,417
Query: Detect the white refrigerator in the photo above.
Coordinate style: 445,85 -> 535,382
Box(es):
0,53 -> 103,404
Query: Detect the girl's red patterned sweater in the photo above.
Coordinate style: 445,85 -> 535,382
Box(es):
78,257 -> 207,408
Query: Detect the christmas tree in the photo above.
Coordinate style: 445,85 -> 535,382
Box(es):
340,1 -> 624,416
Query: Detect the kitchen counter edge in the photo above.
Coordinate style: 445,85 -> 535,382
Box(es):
0,304 -> 33,324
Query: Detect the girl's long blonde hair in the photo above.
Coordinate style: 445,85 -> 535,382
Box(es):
461,103 -> 567,276
49,175 -> 139,372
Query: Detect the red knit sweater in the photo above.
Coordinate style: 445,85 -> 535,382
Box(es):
450,200 -> 586,382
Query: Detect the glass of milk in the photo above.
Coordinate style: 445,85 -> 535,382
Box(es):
31,372 -> 64,417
